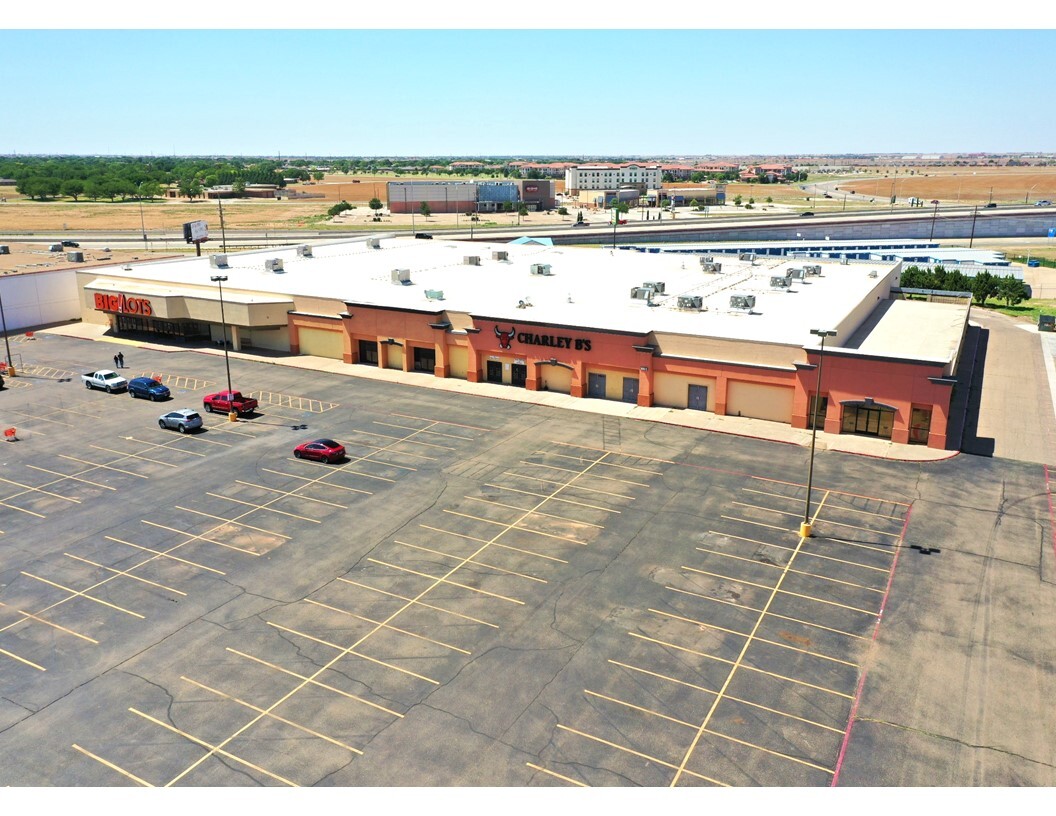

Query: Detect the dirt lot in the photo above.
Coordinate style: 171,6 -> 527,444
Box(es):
2,167 -> 1055,235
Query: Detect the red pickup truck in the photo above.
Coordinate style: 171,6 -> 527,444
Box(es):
202,390 -> 258,415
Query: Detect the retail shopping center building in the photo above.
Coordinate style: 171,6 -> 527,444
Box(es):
76,235 -> 971,449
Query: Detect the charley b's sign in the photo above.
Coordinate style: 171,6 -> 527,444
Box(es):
494,325 -> 591,352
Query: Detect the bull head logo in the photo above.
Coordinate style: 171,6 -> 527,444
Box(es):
494,325 -> 516,350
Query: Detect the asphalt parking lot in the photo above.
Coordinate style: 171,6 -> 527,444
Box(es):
0,333 -> 1054,787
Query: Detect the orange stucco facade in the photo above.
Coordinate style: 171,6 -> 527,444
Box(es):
286,305 -> 956,450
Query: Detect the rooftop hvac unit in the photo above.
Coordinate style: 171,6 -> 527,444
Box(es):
492,251 -> 508,261
730,294 -> 756,310
425,289 -> 445,301
66,251 -> 84,262
367,237 -> 381,249
770,276 -> 791,288
868,270 -> 879,278
265,258 -> 285,273
530,263 -> 553,276
391,269 -> 412,285
463,255 -> 481,265
210,254 -> 228,268
804,264 -> 822,275
701,255 -> 714,263
630,286 -> 654,300
0,245 -> 10,254
701,262 -> 722,273
738,252 -> 756,261
840,256 -> 849,265
677,295 -> 704,310
643,280 -> 666,294
296,244 -> 313,257
788,267 -> 805,279
49,244 -> 62,252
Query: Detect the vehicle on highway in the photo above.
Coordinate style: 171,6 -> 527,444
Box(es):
294,438 -> 346,463
1036,200 -> 1052,207
799,211 -> 815,217
61,240 -> 79,247
158,409 -> 203,433
571,221 -> 590,227
985,202 -> 997,208
414,232 -> 433,239
128,376 -> 171,401
81,369 -> 128,393
202,390 -> 258,415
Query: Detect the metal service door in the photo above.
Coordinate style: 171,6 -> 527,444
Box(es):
511,363 -> 527,387
588,373 -> 607,398
358,339 -> 378,366
622,377 -> 639,404
688,384 -> 709,411
486,360 -> 503,383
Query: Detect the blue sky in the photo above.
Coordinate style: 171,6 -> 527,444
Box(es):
3,25 -> 1055,156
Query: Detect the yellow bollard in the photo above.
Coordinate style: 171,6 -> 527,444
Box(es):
799,521 -> 813,539
228,411 -> 238,423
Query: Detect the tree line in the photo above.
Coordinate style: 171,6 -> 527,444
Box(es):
0,156 -> 294,202
900,264 -> 1029,307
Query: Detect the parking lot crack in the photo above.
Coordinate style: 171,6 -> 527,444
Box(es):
854,717 -> 1056,770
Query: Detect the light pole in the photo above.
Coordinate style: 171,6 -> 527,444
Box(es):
138,198 -> 147,248
210,275 -> 237,422
0,284 -> 15,377
969,205 -> 979,248
929,199 -> 939,241
801,328 -> 836,539
1026,184 -> 1039,204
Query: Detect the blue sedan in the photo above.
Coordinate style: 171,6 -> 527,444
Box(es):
128,376 -> 171,401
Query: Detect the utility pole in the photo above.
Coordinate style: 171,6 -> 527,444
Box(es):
218,199 -> 227,253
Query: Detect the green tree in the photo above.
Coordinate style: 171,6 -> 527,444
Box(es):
231,178 -> 246,197
369,197 -> 383,213
61,179 -> 85,201
312,171 -> 324,182
733,195 -> 743,206
327,201 -> 353,217
420,201 -> 431,218
971,271 -> 998,305
996,276 -> 1029,307
139,180 -> 163,200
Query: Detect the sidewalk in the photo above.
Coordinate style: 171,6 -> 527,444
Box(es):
39,321 -> 958,463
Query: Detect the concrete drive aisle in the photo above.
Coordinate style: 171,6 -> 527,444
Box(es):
39,321 -> 955,463
964,310 -> 1056,465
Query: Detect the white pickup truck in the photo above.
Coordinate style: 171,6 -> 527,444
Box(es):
81,369 -> 128,393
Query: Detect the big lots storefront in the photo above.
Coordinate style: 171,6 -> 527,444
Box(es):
288,303 -> 955,449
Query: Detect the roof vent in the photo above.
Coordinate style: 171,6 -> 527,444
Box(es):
392,269 -> 412,285
210,253 -> 228,268
492,251 -> 508,261
530,263 -> 553,276
464,255 -> 481,265
265,258 -> 284,273
868,270 -> 879,278
367,237 -> 381,249
425,289 -> 445,300
296,244 -> 313,257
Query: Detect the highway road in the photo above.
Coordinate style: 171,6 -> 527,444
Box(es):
1,205 -> 1052,248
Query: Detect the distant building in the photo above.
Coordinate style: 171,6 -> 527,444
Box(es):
565,163 -> 662,196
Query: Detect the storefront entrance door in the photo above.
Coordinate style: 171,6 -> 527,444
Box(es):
486,360 -> 503,383
511,364 -> 527,387
588,373 -> 606,398
688,384 -> 709,411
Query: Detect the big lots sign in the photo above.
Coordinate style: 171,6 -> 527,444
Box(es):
94,293 -> 154,316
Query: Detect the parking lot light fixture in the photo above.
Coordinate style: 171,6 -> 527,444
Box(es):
801,328 -> 837,539
210,274 -> 237,422
0,286 -> 14,377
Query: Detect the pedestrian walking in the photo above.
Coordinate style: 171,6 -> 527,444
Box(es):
117,352 -> 125,368
113,354 -> 119,369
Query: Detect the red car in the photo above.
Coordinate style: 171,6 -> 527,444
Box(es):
202,390 -> 258,415
294,438 -> 346,463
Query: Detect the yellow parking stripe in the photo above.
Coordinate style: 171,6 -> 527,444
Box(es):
368,559 -> 525,605
420,525 -> 569,564
679,566 -> 880,616
442,510 -> 588,545
25,465 -> 116,490
307,598 -> 471,654
107,535 -> 227,575
484,483 -> 621,513
139,521 -> 263,556
525,763 -> 588,787
395,540 -> 547,584
235,480 -> 347,508
21,572 -> 144,619
64,553 -> 186,596
464,496 -> 605,528
337,578 -> 499,628
205,493 -> 321,524
176,506 -> 292,539
690,548 -> 886,594
72,744 -> 152,787
706,532 -> 890,573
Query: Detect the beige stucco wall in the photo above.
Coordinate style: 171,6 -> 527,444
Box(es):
299,327 -> 344,359
387,345 -> 405,370
542,365 -> 572,394
654,373 -> 717,410
651,332 -> 801,369
448,346 -> 469,379
586,367 -> 633,400
726,381 -> 794,423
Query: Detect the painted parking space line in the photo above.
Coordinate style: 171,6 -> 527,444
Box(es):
743,488 -> 905,520
704,533 -> 891,574
105,536 -> 227,575
367,559 -> 526,606
24,465 -> 117,491
139,521 -> 263,557
374,421 -> 476,441
265,467 -> 374,494
689,547 -> 887,594
394,540 -> 548,584
64,552 -> 187,597
464,496 -> 605,529
420,525 -> 570,564
306,597 -> 472,655
20,572 -> 145,619
336,578 -> 500,629
389,411 -> 492,432
176,506 -> 293,539
234,480 -> 348,509
58,454 -> 149,479
519,460 -> 652,488
204,493 -> 322,524
484,483 -> 623,514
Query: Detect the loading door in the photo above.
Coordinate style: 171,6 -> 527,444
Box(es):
688,384 -> 709,411
358,339 -> 378,366
588,372 -> 607,399
622,377 -> 639,404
